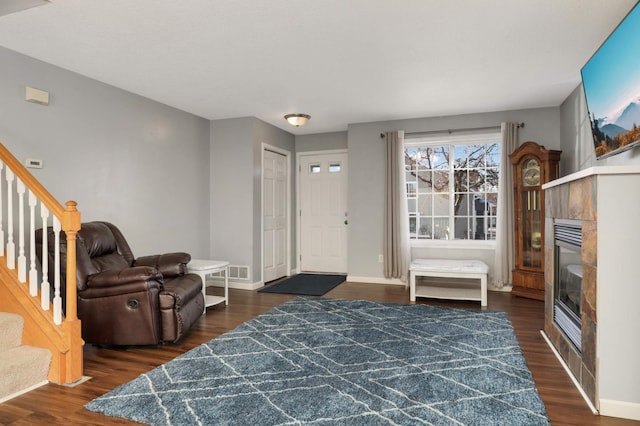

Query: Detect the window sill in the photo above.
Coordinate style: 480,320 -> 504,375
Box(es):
410,239 -> 496,250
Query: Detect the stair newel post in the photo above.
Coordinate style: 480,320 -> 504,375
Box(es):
17,178 -> 27,282
40,204 -> 50,311
28,190 -> 38,295
6,167 -> 15,269
62,201 -> 80,322
60,200 -> 83,383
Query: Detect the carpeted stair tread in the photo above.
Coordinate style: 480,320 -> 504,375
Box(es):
0,345 -> 51,400
0,312 -> 24,353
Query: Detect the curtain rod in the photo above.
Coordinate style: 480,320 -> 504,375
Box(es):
379,122 -> 524,139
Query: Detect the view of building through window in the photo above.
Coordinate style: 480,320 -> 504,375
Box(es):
405,133 -> 501,241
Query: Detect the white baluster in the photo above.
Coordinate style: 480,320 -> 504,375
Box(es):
0,161 -> 4,257
6,168 -> 15,269
29,190 -> 38,296
53,217 -> 62,325
17,178 -> 27,282
40,205 -> 50,311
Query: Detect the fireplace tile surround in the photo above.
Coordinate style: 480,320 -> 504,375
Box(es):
542,166 -> 640,421
544,173 -> 597,405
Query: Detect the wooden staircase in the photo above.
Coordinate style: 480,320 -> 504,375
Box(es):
0,143 -> 83,387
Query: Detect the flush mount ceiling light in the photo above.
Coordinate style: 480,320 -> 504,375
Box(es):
284,113 -> 310,127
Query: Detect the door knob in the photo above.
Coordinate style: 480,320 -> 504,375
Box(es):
344,220 -> 348,225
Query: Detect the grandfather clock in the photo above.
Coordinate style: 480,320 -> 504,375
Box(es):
509,141 -> 561,300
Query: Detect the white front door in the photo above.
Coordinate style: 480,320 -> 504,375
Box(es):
263,149 -> 288,283
299,152 -> 348,273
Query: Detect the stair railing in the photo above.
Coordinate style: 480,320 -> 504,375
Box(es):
0,142 -> 82,384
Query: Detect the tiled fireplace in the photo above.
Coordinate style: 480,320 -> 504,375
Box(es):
544,174 -> 597,405
542,166 -> 640,420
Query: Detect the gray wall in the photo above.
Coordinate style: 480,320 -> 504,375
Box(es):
210,117 -> 295,285
0,46 -> 211,257
347,107 -> 560,281
560,85 -> 640,174
210,117 -> 255,274
296,132 -> 347,152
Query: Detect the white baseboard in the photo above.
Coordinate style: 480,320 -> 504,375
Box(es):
599,399 -> 640,421
346,275 -> 406,286
232,281 -> 264,290
0,380 -> 48,404
206,280 -> 263,291
488,284 -> 512,292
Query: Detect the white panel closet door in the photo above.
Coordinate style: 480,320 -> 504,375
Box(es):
263,150 -> 287,282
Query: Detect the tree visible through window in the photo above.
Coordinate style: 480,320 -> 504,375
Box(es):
405,133 -> 501,241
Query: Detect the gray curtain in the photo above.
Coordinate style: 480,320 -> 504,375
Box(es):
493,122 -> 518,288
384,131 -> 410,283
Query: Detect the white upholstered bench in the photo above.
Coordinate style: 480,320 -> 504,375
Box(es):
409,259 -> 489,306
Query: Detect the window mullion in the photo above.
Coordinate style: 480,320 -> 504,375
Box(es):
448,144 -> 455,240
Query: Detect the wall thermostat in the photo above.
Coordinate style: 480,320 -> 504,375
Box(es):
25,86 -> 50,106
25,158 -> 43,169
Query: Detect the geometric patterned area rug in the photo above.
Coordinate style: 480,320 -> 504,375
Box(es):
85,298 -> 550,425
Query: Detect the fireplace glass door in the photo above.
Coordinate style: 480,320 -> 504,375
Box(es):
557,249 -> 582,316
554,220 -> 583,351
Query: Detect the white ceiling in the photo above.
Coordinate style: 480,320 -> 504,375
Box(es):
0,0 -> 637,135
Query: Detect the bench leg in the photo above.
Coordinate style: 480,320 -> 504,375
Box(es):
410,271 -> 416,302
481,274 -> 487,307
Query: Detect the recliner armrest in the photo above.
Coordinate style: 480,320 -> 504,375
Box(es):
86,266 -> 163,288
80,280 -> 162,299
134,252 -> 191,277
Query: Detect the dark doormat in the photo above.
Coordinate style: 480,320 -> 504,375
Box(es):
258,273 -> 346,296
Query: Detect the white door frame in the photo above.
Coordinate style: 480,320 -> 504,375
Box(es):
261,143 -> 291,285
296,149 -> 348,274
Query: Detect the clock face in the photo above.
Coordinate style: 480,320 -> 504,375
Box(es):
522,159 -> 540,186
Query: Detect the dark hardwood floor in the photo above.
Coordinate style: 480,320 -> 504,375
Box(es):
1,282 -> 638,425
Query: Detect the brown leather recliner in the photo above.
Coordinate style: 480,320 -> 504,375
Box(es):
37,221 -> 204,346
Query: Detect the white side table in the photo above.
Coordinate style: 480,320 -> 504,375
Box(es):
188,259 -> 229,313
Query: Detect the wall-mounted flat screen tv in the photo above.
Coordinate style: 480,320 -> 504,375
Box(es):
581,1 -> 640,160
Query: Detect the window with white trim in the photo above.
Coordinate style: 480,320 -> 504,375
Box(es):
405,131 -> 501,241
